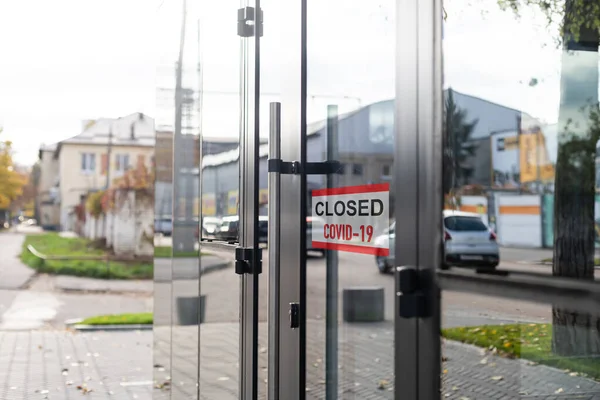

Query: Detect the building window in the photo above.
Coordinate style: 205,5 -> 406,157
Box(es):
115,154 -> 130,173
81,153 -> 96,173
352,163 -> 363,176
382,164 -> 391,176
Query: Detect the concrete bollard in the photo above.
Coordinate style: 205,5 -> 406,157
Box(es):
343,287 -> 385,323
176,295 -> 206,326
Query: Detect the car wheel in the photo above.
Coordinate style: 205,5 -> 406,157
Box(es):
440,262 -> 451,270
376,256 -> 390,274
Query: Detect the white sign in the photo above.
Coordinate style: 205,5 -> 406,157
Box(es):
311,183 -> 390,256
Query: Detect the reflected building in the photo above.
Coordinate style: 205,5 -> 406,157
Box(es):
201,90 -> 555,219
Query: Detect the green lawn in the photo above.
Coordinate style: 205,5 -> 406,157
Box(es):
154,246 -> 207,258
21,233 -> 153,280
442,324 -> 600,380
80,312 -> 153,326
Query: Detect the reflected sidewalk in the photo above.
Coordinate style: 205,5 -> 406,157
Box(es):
158,321 -> 600,399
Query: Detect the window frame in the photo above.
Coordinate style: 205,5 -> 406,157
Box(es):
81,152 -> 96,174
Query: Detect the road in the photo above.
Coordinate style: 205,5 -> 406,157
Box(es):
159,245 -> 584,330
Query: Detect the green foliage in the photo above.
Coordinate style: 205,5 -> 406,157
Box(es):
443,88 -> 479,193
80,312 -> 153,326
0,128 -> 26,209
154,246 -> 206,258
86,190 -> 105,218
443,323 -> 600,380
20,233 -> 153,280
496,0 -> 600,44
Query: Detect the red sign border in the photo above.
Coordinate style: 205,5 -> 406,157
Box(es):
312,241 -> 390,256
311,183 -> 390,197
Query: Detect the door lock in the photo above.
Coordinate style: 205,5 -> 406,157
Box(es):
396,267 -> 432,318
289,302 -> 300,329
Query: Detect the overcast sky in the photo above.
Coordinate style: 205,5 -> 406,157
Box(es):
0,0 -> 588,165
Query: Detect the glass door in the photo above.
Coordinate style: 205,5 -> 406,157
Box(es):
155,0 -> 263,399
267,0 -> 442,399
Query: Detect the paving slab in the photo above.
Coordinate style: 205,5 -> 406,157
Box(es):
155,321 -> 600,399
2,323 -> 600,399
0,330 -> 152,400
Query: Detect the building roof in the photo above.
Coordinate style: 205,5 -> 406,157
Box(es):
54,113 -> 156,158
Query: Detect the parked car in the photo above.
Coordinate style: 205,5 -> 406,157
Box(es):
373,210 -> 499,273
154,217 -> 172,236
306,216 -> 326,257
201,216 -> 222,237
214,215 -> 268,243
214,216 -> 240,242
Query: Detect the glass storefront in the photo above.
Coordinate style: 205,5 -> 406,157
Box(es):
156,0 -> 600,399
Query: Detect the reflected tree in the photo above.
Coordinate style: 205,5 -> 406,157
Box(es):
443,88 -> 478,194
498,0 -> 600,356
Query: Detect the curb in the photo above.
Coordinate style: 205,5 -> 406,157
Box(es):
73,324 -> 153,332
528,261 -> 600,270
65,319 -> 152,331
201,261 -> 231,275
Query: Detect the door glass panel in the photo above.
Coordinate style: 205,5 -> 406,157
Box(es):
305,0 -> 396,397
443,0 -> 600,396
159,0 -> 203,397
198,1 -> 243,398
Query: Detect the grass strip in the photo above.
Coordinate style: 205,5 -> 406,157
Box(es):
79,312 -> 153,326
442,323 -> 600,381
20,233 -> 152,280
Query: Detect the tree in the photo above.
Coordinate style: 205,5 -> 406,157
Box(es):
11,163 -> 40,218
0,129 -> 26,210
495,0 -> 600,356
443,88 -> 479,194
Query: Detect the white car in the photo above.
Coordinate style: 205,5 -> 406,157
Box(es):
373,210 -> 499,273
306,216 -> 326,257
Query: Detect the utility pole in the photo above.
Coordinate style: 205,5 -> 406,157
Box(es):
105,123 -> 113,277
105,125 -> 113,190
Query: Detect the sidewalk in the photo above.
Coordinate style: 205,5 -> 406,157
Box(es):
158,321 -> 600,399
2,322 -> 600,399
0,232 -> 36,290
0,330 -> 152,400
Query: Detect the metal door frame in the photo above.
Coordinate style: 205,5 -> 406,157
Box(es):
394,0 -> 444,398
198,0 -> 263,398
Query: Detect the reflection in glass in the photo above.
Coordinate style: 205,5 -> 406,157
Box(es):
442,1 -> 600,396
196,1 -> 244,399
303,0 -> 396,398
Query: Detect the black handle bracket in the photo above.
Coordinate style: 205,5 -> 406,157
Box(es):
289,302 -> 300,329
235,247 -> 262,275
237,7 -> 263,38
268,159 -> 342,175
396,267 -> 433,318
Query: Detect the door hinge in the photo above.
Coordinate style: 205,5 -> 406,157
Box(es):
396,267 -> 433,318
237,7 -> 263,38
235,247 -> 262,275
268,159 -> 342,175
289,302 -> 300,329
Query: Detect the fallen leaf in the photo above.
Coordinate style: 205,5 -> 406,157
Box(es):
555,388 -> 564,394
491,376 -> 503,381
378,380 -> 388,390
